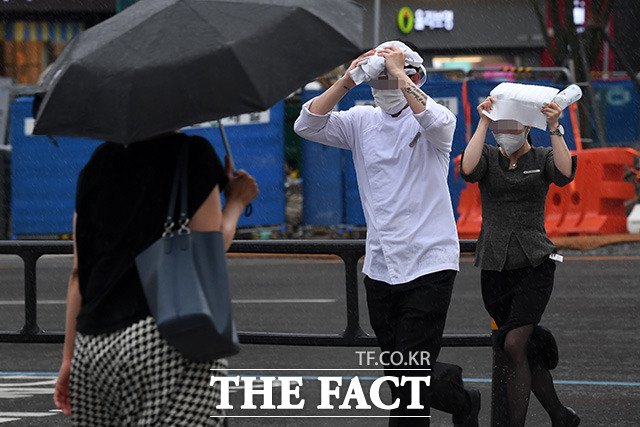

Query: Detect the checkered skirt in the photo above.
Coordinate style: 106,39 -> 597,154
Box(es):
70,316 -> 227,426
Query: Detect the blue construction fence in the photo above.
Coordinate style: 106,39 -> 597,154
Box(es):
592,79 -> 640,146
7,96 -> 285,238
4,78 -> 639,237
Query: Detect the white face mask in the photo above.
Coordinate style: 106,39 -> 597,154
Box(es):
371,87 -> 407,115
493,131 -> 528,156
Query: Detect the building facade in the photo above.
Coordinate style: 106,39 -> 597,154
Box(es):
354,0 -> 546,71
0,0 -> 113,84
1,0 -> 637,84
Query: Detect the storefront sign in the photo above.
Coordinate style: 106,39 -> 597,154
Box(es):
398,7 -> 454,34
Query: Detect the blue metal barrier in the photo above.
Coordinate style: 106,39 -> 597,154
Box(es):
182,102 -> 286,228
10,78 -> 637,237
9,96 -> 101,237
592,79 -> 640,146
8,96 -> 285,237
299,89 -> 344,227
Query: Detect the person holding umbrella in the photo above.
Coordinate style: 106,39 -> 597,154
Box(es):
53,132 -> 258,425
295,41 -> 480,426
39,1 -> 364,423
460,88 -> 579,426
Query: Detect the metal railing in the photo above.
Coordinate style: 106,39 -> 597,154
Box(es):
1,239 -> 510,425
0,239 -> 490,348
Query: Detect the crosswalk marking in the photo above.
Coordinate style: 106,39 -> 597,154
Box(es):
0,413 -> 58,417
0,376 -> 56,399
0,378 -> 61,423
0,412 -> 58,424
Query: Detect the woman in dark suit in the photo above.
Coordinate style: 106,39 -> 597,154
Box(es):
460,96 -> 580,427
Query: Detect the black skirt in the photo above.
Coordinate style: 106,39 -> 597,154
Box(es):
481,257 -> 556,350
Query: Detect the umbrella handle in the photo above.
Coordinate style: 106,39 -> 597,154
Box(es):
218,120 -> 252,217
218,120 -> 235,171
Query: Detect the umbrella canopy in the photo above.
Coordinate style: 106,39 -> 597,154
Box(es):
33,0 -> 363,143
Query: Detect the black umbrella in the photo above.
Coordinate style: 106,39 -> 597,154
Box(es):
33,0 -> 363,144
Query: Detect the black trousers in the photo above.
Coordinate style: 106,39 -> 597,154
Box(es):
365,270 -> 469,426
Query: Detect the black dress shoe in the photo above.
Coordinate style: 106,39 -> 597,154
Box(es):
453,388 -> 480,427
564,407 -> 581,427
554,406 -> 581,427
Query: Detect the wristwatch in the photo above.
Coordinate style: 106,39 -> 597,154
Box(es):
549,124 -> 564,136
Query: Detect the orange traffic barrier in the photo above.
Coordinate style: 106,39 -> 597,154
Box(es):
456,181 -> 483,239
456,148 -> 638,238
453,154 -> 483,239
558,148 -> 637,236
544,183 -> 567,237
568,103 -> 582,151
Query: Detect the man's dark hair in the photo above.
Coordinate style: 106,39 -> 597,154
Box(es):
399,39 -> 420,54
398,39 -> 422,74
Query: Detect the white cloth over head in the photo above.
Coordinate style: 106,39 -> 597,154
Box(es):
483,82 -> 561,130
349,40 -> 423,86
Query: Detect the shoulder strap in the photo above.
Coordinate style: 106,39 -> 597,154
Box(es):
163,139 -> 190,233
178,141 -> 189,229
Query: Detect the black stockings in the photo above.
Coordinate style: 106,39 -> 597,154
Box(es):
503,325 -> 566,426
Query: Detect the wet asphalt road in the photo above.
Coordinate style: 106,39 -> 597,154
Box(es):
1,244 -> 639,426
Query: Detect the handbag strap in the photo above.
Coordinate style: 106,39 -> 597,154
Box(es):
178,143 -> 189,233
163,139 -> 190,236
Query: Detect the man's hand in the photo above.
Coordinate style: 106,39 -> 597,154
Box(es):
376,46 -> 407,80
309,49 -> 375,115
342,49 -> 376,88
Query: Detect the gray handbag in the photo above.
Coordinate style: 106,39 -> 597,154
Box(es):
135,140 -> 240,361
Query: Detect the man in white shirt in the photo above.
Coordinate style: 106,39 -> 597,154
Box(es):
294,41 -> 480,426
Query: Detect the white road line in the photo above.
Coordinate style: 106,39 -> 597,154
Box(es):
0,413 -> 57,417
0,375 -> 57,379
0,388 -> 56,399
0,379 -> 56,386
0,376 -> 58,399
0,418 -> 20,424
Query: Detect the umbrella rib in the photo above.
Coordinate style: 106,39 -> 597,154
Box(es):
33,0 -> 364,143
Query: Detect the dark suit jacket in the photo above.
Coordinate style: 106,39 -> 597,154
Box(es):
460,145 -> 577,271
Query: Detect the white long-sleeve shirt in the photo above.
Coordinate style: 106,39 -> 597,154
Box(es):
294,97 -> 460,284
